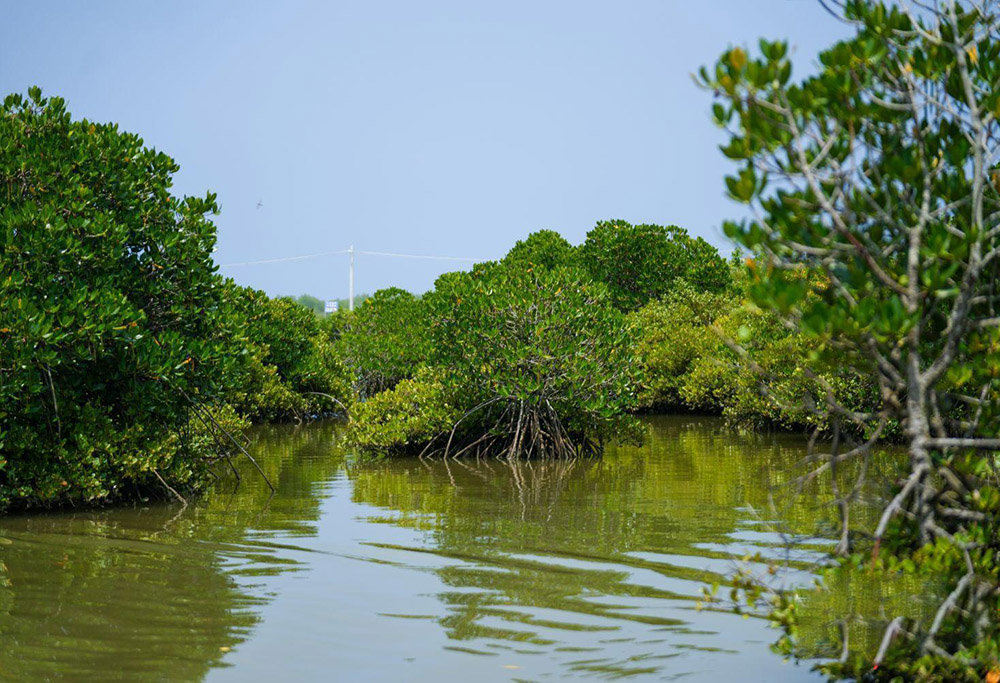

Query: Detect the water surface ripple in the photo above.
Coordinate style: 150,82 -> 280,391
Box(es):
0,416 -> 864,681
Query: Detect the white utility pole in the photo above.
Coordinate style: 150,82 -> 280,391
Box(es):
348,245 -> 355,312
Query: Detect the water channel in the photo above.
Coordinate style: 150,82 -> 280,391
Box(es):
0,415 -> 906,681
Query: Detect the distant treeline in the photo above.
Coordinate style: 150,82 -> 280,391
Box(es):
0,87 -> 877,513
287,294 -> 370,316
340,226 -> 883,460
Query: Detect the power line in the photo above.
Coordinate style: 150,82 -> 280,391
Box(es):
220,249 -> 350,267
220,248 -> 484,268
357,249 -> 484,262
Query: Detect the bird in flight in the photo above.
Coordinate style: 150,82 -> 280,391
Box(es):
256,200 -> 263,209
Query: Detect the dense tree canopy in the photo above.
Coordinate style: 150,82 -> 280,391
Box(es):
703,1 -> 1000,678
337,287 -> 431,398
630,278 -> 879,430
347,260 -> 645,457
0,89 -> 233,509
345,226 -> 732,459
502,229 -> 579,271
225,285 -> 351,422
579,220 -> 731,310
425,262 -> 643,457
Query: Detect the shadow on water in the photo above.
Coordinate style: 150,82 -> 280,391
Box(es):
0,422 -> 343,681
343,415 -> 894,679
0,416 -> 919,681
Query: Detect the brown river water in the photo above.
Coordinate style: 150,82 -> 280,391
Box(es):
0,415 -> 909,681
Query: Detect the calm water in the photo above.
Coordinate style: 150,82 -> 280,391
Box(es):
0,416 -> 896,681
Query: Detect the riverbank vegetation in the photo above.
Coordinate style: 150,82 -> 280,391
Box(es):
342,223 -> 733,457
701,1 -> 1000,679
0,89 -> 241,512
0,89 -> 353,512
3,1 -> 999,677
0,86 -> 739,511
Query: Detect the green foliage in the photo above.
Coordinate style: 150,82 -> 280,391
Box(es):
224,285 -> 351,422
629,282 -> 732,410
702,2 -> 1000,677
579,219 -> 731,310
290,293 -> 325,316
346,224 -> 740,459
337,287 -> 431,397
318,307 -> 352,343
347,260 -> 644,458
0,89 -> 360,511
502,229 -> 579,271
0,89 -> 236,511
345,368 -> 459,454
631,278 -> 879,431
423,261 -> 644,457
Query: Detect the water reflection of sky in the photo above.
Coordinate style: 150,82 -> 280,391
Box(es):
1,416 -> 882,681
211,483 -> 816,682
209,416 -> 838,682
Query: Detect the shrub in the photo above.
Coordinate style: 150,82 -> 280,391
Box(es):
631,276 -> 880,431
225,284 -> 351,421
345,369 -> 458,455
502,229 -> 579,271
684,303 -> 819,429
337,287 -> 431,397
319,308 -> 353,343
422,262 -> 644,458
579,219 -> 731,310
227,350 -> 310,422
629,282 -> 731,409
0,89 -> 235,511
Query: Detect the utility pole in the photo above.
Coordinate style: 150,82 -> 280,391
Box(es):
348,244 -> 355,312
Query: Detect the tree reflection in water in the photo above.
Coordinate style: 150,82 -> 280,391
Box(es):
0,417 -> 926,681
348,416 -> 920,676
0,422 -> 342,681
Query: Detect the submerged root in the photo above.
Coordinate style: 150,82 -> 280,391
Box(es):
429,399 -> 602,460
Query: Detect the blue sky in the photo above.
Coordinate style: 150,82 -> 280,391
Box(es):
2,1 -> 847,299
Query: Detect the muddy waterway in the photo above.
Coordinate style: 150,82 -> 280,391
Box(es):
0,416 -> 899,681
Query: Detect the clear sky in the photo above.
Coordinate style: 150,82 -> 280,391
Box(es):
1,1 -> 848,299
